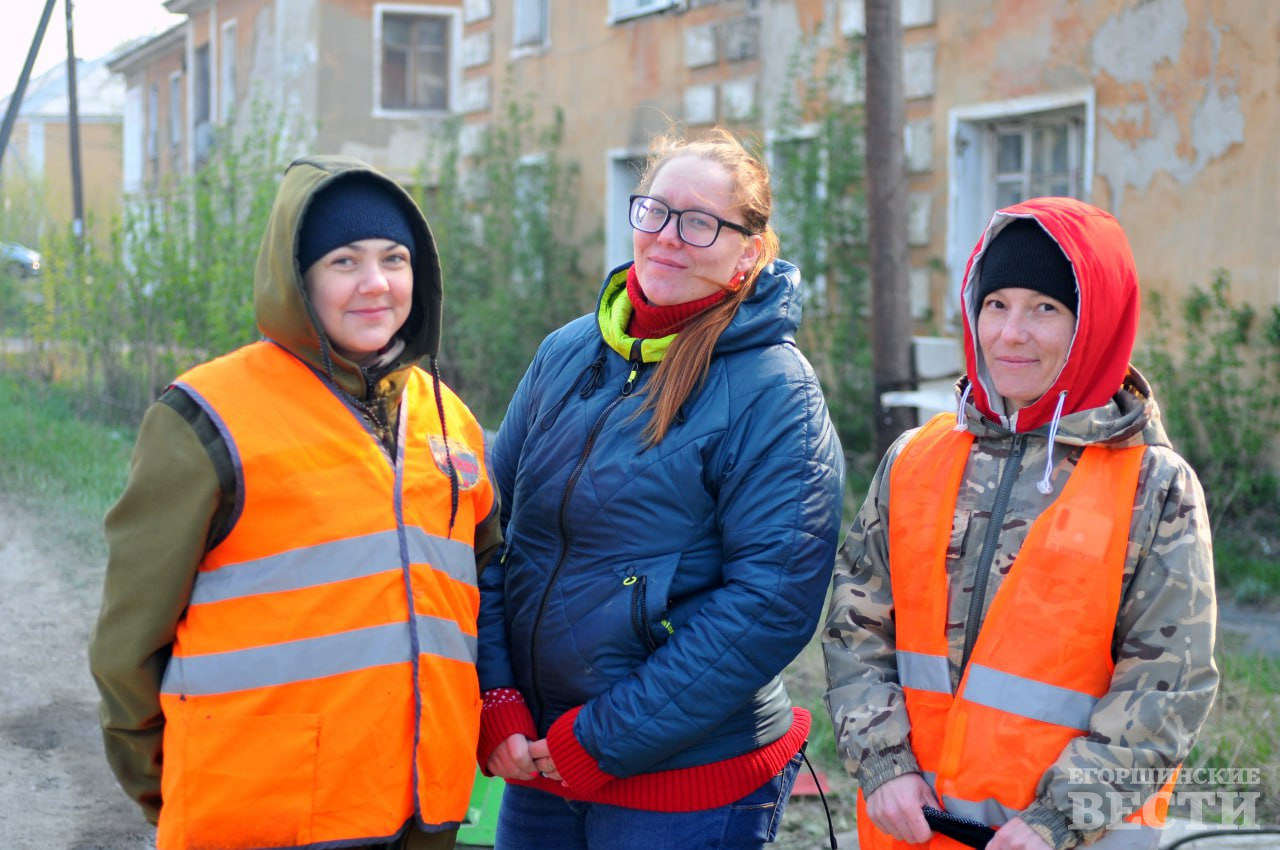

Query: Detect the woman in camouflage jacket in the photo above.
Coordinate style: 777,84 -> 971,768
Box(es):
823,197 -> 1218,850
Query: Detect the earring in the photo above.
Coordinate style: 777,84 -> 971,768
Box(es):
728,271 -> 746,290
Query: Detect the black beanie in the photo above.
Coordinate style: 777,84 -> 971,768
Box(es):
977,218 -> 1077,315
296,174 -> 418,273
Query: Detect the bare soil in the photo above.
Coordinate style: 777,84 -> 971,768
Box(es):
0,492 -> 154,848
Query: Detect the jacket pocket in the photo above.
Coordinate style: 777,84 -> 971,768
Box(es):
181,713 -> 320,848
617,561 -> 677,654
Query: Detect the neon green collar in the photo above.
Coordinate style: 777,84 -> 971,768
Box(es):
597,267 -> 676,363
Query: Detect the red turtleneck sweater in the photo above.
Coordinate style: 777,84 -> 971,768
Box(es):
625,265 -> 729,338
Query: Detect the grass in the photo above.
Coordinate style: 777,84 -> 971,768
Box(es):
1182,646 -> 1280,824
0,372 -> 136,560
1213,518 -> 1280,603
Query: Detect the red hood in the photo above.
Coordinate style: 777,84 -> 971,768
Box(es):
960,197 -> 1139,433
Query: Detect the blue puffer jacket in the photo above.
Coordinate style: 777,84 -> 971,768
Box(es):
479,260 -> 845,778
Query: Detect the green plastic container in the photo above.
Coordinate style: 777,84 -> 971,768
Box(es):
457,768 -> 504,847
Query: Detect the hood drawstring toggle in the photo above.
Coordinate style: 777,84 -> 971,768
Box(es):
1036,390 -> 1069,495
953,382 -> 973,432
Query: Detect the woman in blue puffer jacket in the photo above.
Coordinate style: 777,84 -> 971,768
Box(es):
477,128 -> 846,850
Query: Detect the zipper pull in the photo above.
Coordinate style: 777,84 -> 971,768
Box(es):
621,340 -> 643,397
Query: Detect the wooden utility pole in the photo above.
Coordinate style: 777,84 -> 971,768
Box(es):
864,0 -> 915,456
0,0 -> 58,175
65,0 -> 87,244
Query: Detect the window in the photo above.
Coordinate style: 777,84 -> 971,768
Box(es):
513,0 -> 548,50
609,0 -> 678,24
605,153 -> 646,273
169,72 -> 182,149
193,44 -> 213,167
989,114 -> 1082,209
122,86 -> 143,193
948,92 -> 1093,325
147,84 -> 159,161
376,6 -> 457,113
220,20 -> 237,122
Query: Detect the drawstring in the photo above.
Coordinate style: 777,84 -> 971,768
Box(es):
579,348 -> 608,399
800,748 -> 839,849
540,344 -> 608,431
953,382 -> 972,432
429,357 -> 459,534
1037,390 -> 1068,495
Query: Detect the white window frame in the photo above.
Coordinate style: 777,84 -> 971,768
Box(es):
605,149 -> 648,274
373,4 -> 461,118
512,0 -> 549,55
147,83 -> 159,161
168,71 -> 183,149
608,0 -> 679,25
947,89 -> 1094,326
219,19 -> 237,122
123,85 -> 143,193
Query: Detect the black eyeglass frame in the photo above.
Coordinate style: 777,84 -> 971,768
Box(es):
628,194 -> 755,248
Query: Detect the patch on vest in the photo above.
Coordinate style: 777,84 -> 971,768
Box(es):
429,434 -> 482,489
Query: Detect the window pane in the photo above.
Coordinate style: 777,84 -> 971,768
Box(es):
515,0 -> 548,47
1031,177 -> 1072,198
995,180 -> 1023,209
383,50 -> 408,108
414,16 -> 446,48
1032,124 -> 1069,174
995,132 -> 1022,174
384,17 -> 410,48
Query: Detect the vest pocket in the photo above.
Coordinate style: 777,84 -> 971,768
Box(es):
182,713 -> 320,848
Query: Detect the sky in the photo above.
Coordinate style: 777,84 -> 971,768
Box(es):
2,0 -> 183,99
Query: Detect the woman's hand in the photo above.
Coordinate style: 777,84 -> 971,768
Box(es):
528,737 -> 562,782
865,773 -> 938,844
988,817 -> 1053,850
486,733 -> 538,781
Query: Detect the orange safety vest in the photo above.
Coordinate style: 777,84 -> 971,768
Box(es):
156,341 -> 494,850
857,413 -> 1174,849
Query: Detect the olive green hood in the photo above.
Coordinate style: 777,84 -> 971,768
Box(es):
253,155 -> 444,398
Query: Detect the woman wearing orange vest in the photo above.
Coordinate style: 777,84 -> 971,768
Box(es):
89,156 -> 499,850
823,197 -> 1218,850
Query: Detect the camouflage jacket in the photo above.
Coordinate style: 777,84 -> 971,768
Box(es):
823,370 -> 1218,849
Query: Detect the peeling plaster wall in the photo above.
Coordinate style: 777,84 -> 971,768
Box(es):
480,0 -> 832,277
1091,0 -> 1244,203
935,0 -> 1277,316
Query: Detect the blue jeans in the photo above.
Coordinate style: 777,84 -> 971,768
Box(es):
493,751 -> 804,850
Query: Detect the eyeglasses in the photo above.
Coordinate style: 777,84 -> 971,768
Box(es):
628,194 -> 754,248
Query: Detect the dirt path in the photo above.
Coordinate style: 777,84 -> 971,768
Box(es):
0,493 -> 154,849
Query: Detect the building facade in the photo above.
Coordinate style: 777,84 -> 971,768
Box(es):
109,0 -> 1278,335
0,55 -> 125,245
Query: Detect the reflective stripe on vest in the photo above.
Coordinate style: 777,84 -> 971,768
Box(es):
186,527 -> 478,606
898,661 -> 1098,730
155,341 -> 493,850
856,413 -> 1168,849
162,616 -> 477,696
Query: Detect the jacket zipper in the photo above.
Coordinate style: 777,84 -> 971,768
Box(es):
626,572 -> 659,652
958,433 -> 1026,678
528,341 -> 645,727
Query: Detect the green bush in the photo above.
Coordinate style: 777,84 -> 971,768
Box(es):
22,101 -> 293,422
769,35 -> 878,484
1140,271 -> 1280,597
414,96 -> 596,428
